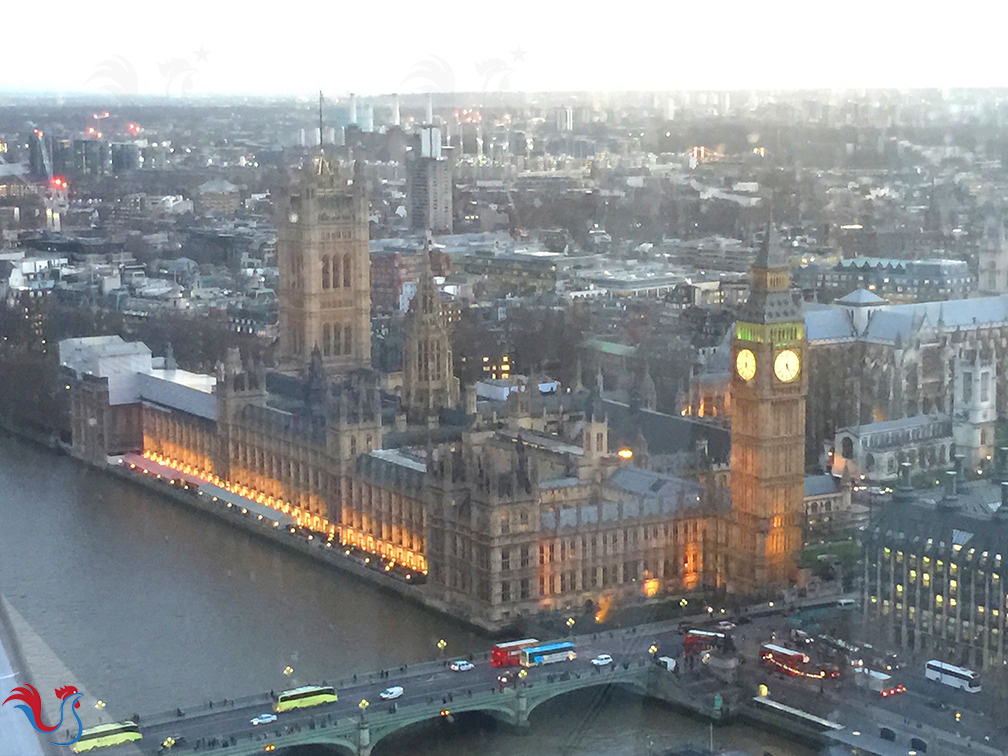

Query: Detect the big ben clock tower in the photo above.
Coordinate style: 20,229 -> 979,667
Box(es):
729,223 -> 807,590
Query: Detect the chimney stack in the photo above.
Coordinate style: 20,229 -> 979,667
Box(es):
894,461 -> 914,502
996,482 -> 1008,521
945,470 -> 958,500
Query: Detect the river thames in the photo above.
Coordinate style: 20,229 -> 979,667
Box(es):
0,434 -> 812,756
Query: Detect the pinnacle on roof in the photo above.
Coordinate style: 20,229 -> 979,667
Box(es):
754,221 -> 786,270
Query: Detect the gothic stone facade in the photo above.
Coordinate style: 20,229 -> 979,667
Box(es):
806,293 -> 1008,477
277,159 -> 372,374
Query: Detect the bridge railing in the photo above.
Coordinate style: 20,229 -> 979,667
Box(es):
167,663 -> 654,754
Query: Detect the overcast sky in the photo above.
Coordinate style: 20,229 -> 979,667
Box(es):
7,1 -> 1008,97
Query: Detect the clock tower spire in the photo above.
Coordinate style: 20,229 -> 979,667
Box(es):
729,220 -> 807,590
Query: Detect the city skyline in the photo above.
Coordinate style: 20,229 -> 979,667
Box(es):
7,0 -> 1008,97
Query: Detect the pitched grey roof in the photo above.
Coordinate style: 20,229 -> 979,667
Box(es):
834,288 -> 887,306
804,306 -> 856,342
806,294 -> 1008,346
805,474 -> 840,497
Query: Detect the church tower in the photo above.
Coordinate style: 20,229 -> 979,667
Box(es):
277,158 -> 371,374
729,223 -> 807,589
401,239 -> 459,424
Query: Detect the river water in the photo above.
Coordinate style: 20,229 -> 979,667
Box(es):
0,434 -> 813,756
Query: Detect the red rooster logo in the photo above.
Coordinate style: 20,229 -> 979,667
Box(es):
3,684 -> 84,745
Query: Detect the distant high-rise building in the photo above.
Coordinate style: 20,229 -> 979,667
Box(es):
277,158 -> 372,374
408,126 -> 452,234
556,106 -> 573,132
979,216 -> 1008,294
111,142 -> 141,173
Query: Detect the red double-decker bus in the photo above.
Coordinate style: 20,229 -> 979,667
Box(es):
683,629 -> 725,656
760,643 -> 809,677
490,639 -> 540,667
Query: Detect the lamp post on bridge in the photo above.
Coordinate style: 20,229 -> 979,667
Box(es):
437,638 -> 447,659
358,698 -> 369,722
95,699 -> 106,724
566,617 -> 575,636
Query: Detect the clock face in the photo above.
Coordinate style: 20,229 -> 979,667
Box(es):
736,349 -> 756,381
774,349 -> 801,382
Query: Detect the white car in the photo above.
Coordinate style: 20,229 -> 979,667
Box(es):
250,713 -> 277,726
716,621 -> 736,631
591,654 -> 613,667
379,686 -> 404,700
450,660 -> 474,672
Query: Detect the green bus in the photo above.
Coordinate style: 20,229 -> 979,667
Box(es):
273,685 -> 338,713
71,721 -> 142,752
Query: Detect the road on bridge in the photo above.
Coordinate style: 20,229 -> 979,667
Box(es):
107,624 -> 684,754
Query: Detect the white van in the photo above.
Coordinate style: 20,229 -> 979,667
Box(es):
836,598 -> 857,609
656,656 -> 677,672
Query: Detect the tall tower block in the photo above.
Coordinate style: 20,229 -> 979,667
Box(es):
729,223 -> 807,589
277,158 -> 372,374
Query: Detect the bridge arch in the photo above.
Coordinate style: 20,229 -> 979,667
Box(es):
277,744 -> 355,756
524,676 -> 649,719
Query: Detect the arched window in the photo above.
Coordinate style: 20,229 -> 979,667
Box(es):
865,453 -> 875,471
841,437 -> 854,459
322,324 -> 331,356
344,255 -> 352,288
333,256 -> 341,288
344,325 -> 352,356
321,255 -> 330,289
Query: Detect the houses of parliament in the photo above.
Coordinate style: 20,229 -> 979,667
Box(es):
60,156 -> 808,629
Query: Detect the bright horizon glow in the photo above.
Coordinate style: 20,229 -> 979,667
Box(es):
6,1 -> 1008,97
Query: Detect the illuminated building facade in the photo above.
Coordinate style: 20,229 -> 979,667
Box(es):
343,409 -> 728,626
729,224 -> 808,589
62,338 -> 382,535
63,340 -> 735,629
864,481 -> 1008,669
278,158 -> 372,374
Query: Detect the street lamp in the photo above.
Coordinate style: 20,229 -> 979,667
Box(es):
283,666 -> 294,676
566,617 -> 575,635
517,669 -> 528,683
437,638 -> 447,657
94,700 -> 106,710
649,644 -> 658,657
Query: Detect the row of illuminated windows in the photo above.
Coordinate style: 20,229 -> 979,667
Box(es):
882,547 -> 1003,572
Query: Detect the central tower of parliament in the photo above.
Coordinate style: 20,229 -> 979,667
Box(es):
277,157 -> 372,374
